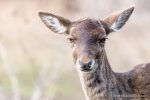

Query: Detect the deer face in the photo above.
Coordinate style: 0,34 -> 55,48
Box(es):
39,6 -> 134,72
69,19 -> 108,72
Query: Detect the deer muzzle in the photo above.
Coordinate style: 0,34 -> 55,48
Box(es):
76,53 -> 96,72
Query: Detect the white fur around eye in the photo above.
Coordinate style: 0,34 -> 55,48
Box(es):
43,16 -> 66,33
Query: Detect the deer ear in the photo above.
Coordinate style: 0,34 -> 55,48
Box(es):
38,12 -> 71,34
103,6 -> 134,32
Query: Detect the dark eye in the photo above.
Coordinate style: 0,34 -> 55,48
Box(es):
100,38 -> 106,43
68,38 -> 75,43
99,38 -> 107,45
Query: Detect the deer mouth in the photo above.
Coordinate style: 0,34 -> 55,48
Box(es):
80,68 -> 92,72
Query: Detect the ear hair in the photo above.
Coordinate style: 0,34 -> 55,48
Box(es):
103,5 -> 135,32
38,12 -> 71,34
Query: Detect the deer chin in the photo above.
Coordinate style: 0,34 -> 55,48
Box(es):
76,59 -> 99,73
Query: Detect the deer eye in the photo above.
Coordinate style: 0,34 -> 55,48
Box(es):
67,37 -> 75,43
100,38 -> 106,43
99,38 -> 107,45
69,38 -> 74,43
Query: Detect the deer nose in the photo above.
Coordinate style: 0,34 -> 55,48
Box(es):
78,58 -> 93,71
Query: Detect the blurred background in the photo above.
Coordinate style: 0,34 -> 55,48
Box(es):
0,0 -> 150,100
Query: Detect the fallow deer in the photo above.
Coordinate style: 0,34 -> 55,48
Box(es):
38,6 -> 150,100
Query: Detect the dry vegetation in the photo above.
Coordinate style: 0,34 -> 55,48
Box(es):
0,0 -> 150,100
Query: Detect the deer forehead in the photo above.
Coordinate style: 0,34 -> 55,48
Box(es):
69,19 -> 106,38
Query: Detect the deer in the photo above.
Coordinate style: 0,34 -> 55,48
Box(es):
38,6 -> 150,100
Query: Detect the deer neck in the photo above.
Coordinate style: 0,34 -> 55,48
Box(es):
78,52 -> 116,100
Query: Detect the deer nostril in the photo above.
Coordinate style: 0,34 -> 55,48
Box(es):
88,60 -> 92,66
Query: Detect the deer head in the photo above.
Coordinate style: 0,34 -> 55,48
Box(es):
38,6 -> 134,72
